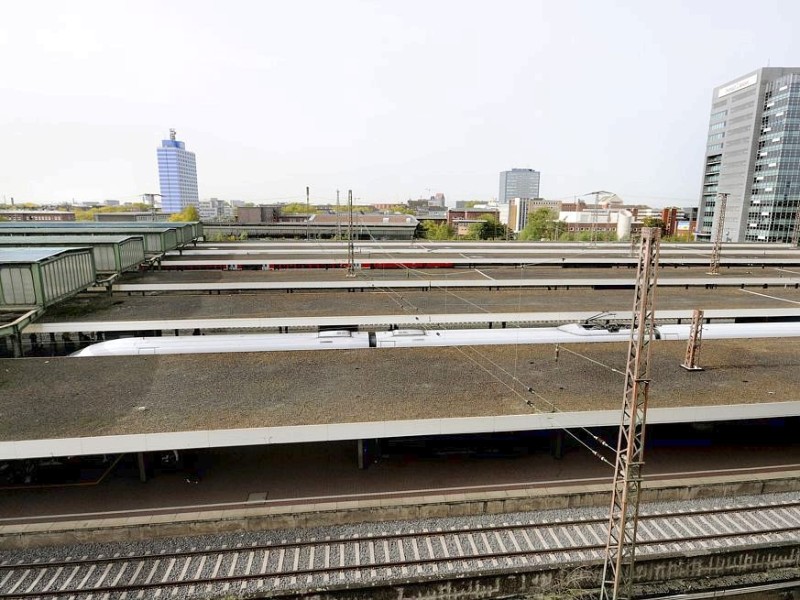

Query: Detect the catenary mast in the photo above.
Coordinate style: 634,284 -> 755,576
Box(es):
599,227 -> 661,600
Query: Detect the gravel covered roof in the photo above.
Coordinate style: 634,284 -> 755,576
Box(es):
39,283 -> 800,323
1,338 -> 798,442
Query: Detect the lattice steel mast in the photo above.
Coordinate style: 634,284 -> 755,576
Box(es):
708,192 -> 728,275
306,186 -> 310,242
599,227 -> 661,600
586,190 -> 613,246
791,202 -> 800,247
336,189 -> 342,240
347,189 -> 356,277
680,309 -> 705,371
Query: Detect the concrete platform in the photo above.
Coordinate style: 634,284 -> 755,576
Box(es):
0,440 -> 797,545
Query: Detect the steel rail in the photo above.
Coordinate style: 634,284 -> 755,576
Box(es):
3,499 -> 798,571
1,524 -> 798,598
0,502 -> 800,598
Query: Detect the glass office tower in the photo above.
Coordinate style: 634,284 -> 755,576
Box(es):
696,68 -> 800,243
498,168 -> 540,205
157,130 -> 199,214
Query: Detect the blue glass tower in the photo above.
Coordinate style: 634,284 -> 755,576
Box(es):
157,129 -> 199,214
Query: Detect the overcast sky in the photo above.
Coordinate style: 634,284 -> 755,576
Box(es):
1,0 -> 798,208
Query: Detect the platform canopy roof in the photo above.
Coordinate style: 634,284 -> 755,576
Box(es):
0,247 -> 85,264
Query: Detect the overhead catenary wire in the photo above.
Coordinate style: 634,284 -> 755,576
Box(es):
342,221 -> 623,466
556,345 -> 627,376
447,344 -> 616,468
351,279 -> 618,466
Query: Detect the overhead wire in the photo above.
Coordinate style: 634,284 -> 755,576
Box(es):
344,219 -> 627,466
556,345 -> 627,376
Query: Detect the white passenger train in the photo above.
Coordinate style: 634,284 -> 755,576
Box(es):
70,321 -> 800,357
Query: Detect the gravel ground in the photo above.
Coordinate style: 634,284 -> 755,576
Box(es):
1,491 -> 796,600
0,336 -> 798,440
40,284 -> 800,322
3,334 -> 799,440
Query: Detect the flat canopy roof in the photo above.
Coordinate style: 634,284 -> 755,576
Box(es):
178,246 -> 800,256
32,272 -> 800,328
0,226 -> 177,234
0,247 -> 87,264
109,275 -> 800,293
309,214 -> 418,226
0,235 -> 142,245
24,308 -> 800,334
194,241 -> 796,249
1,338 -> 798,458
0,221 -> 194,228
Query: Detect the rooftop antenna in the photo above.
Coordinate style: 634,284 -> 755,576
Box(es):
169,128 -> 177,141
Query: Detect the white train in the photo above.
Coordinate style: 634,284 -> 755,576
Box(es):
70,321 -> 800,357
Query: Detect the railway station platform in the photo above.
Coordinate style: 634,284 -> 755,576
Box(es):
22,308 -> 800,336
1,338 -> 798,461
104,275 -> 800,295
0,446 -> 797,545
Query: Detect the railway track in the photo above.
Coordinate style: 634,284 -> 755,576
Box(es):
1,498 -> 798,599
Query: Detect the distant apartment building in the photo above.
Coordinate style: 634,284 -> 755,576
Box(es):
198,199 -> 215,221
157,129 -> 199,214
0,211 -> 75,222
560,200 -> 587,212
94,212 -> 169,222
498,168 -> 540,204
408,195 -> 447,214
508,198 -> 562,233
451,219 -> 488,237
445,208 -> 501,237
677,206 -> 699,236
407,199 -> 431,212
447,208 -> 500,225
199,198 -> 234,221
559,209 -> 639,240
696,67 -> 800,243
660,207 -> 680,237
236,206 -> 282,224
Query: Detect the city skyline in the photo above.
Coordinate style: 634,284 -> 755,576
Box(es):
2,1 -> 800,208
